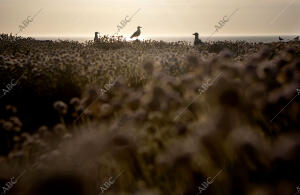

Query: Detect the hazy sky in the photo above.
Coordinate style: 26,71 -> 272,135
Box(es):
0,0 -> 299,37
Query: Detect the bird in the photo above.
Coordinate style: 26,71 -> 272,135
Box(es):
94,32 -> 99,42
193,32 -> 202,46
130,26 -> 142,39
294,36 -> 299,41
279,36 -> 284,41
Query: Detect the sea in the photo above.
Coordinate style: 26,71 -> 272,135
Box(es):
32,35 -> 298,44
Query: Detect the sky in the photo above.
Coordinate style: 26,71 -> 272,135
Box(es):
0,0 -> 299,38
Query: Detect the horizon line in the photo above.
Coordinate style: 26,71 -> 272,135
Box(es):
16,34 -> 300,38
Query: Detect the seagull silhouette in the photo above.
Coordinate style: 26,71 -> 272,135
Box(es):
193,32 -> 202,46
279,36 -> 284,41
130,26 -> 142,39
94,32 -> 99,42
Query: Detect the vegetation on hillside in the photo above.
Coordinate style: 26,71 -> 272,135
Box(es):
0,34 -> 299,195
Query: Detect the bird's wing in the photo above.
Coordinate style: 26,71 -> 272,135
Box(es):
131,30 -> 138,38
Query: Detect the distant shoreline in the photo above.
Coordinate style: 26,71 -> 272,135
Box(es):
29,35 -> 298,43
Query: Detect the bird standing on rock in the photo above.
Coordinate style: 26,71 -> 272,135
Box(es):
130,26 -> 142,39
94,32 -> 99,42
279,36 -> 284,41
193,32 -> 202,46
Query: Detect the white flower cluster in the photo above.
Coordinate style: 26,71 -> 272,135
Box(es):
296,185 -> 300,195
